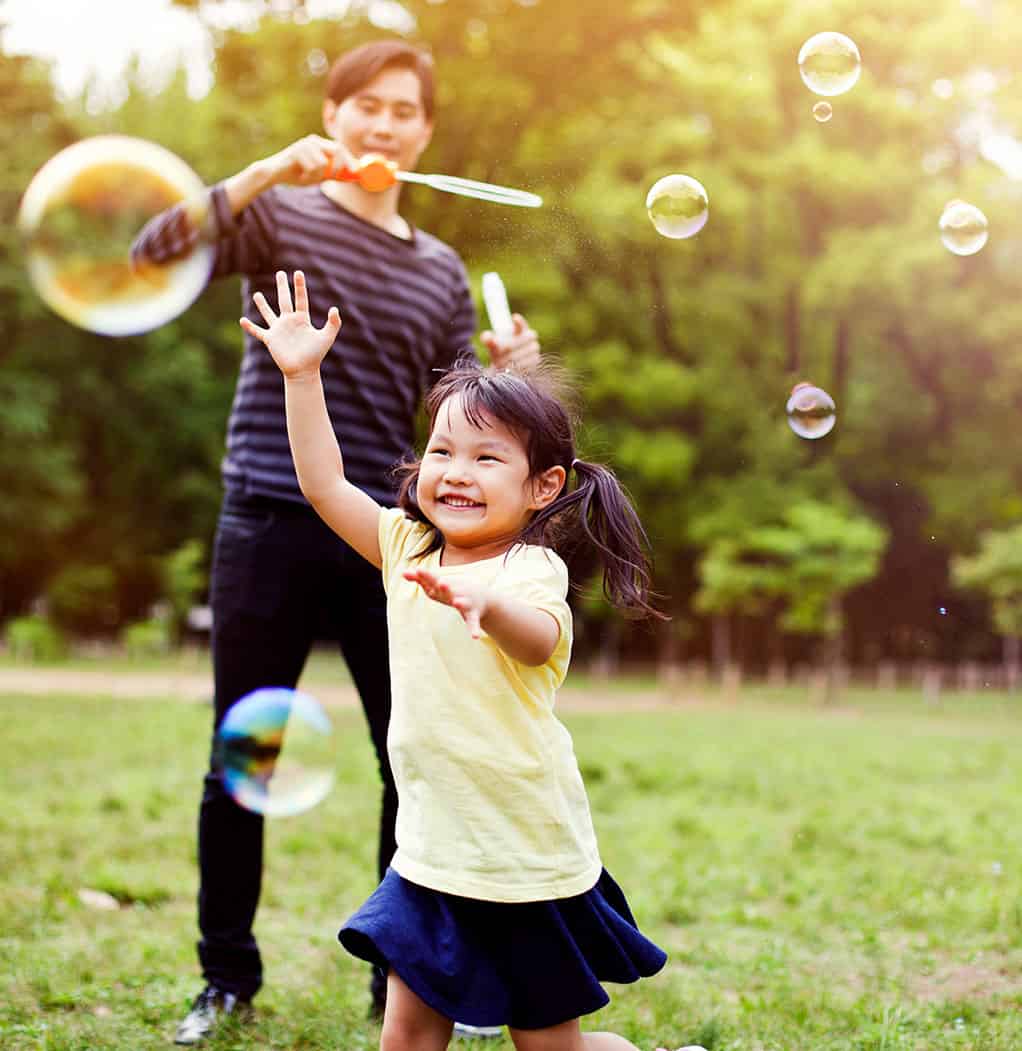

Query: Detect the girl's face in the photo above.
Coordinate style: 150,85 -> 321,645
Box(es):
417,395 -> 563,559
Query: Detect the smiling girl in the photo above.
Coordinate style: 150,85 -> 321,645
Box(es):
242,271 -> 676,1051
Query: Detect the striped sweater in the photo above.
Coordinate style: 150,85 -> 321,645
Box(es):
133,183 -> 478,505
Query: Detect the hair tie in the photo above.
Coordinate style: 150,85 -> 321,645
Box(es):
571,458 -> 580,471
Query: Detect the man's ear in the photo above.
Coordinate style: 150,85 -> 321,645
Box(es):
530,465 -> 566,511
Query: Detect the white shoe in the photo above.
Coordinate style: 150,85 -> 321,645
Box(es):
453,1021 -> 503,1039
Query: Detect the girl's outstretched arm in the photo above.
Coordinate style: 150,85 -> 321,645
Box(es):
241,270 -> 382,568
403,568 -> 560,666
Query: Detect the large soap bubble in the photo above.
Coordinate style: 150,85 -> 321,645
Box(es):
646,174 -> 709,239
18,135 -> 213,336
215,688 -> 336,818
798,32 -> 862,97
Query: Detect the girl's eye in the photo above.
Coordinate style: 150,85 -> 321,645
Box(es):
478,455 -> 499,462
428,448 -> 449,457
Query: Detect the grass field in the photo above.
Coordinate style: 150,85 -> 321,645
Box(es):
2,674 -> 1022,1050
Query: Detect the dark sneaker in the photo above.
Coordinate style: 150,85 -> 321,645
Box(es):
174,985 -> 252,1045
453,1022 -> 503,1039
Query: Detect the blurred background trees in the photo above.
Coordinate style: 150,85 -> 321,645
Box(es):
2,0 -> 1021,670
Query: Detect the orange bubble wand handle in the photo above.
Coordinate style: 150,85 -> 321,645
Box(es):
324,152 -> 398,192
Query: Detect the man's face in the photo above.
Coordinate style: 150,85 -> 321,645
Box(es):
323,66 -> 433,173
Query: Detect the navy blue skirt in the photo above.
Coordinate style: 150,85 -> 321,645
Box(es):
338,866 -> 667,1031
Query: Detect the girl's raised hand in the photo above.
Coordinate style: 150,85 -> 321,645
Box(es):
403,568 -> 489,639
240,270 -> 341,379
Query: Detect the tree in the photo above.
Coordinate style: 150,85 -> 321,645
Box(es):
951,525 -> 1022,685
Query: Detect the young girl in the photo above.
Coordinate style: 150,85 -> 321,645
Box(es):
242,271 -> 680,1051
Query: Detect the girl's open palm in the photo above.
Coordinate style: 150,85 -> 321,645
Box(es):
404,568 -> 490,639
240,270 -> 341,378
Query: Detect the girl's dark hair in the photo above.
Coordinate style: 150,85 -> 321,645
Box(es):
395,362 -> 665,620
324,40 -> 435,121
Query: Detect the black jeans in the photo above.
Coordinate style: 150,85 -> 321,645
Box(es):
197,489 -> 396,1000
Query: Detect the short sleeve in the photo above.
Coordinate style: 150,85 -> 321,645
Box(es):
378,507 -> 433,592
491,546 -> 573,683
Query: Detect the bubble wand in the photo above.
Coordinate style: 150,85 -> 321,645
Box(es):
326,153 -> 542,208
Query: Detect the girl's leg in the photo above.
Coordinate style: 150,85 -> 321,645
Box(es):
509,1019 -> 641,1051
380,972 -> 453,1051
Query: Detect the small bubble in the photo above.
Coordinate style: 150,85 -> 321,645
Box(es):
953,1017 -> 966,1031
938,607 -> 947,616
940,200 -> 989,256
992,861 -> 1003,876
813,101 -> 833,123
786,382 -> 836,439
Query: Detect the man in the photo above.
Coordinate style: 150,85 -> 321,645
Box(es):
134,39 -> 538,1045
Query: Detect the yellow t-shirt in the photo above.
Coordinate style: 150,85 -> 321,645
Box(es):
378,506 -> 602,902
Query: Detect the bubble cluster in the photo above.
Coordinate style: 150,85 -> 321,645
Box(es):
786,383 -> 837,439
17,135 -> 213,336
215,688 -> 335,817
645,174 -> 709,239
939,200 -> 989,256
798,32 -> 862,97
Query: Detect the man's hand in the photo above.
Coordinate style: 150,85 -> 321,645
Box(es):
263,135 -> 356,187
403,568 -> 491,639
240,270 -> 341,380
482,314 -> 541,371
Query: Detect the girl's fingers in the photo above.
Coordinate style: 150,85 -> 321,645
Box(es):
275,270 -> 294,314
324,306 -> 342,340
293,270 -> 308,315
239,317 -> 267,344
251,291 -> 277,326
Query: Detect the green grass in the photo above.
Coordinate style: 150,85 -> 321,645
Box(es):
2,681 -> 1022,1050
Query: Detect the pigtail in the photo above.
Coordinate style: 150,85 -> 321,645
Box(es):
527,459 -> 666,620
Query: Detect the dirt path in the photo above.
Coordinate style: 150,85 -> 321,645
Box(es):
0,666 -> 680,711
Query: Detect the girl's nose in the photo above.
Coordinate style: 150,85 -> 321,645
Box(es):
443,459 -> 471,483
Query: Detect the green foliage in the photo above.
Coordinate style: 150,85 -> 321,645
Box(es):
160,539 -> 207,639
121,617 -> 173,659
3,0 -> 1022,661
696,500 -> 888,638
3,615 -> 66,662
952,525 -> 1022,638
47,564 -> 119,635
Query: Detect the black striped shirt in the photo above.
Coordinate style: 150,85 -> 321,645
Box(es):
133,183 -> 477,505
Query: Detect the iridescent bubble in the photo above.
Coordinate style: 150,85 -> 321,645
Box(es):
216,688 -> 335,817
645,174 -> 709,239
939,200 -> 988,256
17,135 -> 213,336
798,32 -> 862,97
786,382 -> 837,439
813,101 -> 834,123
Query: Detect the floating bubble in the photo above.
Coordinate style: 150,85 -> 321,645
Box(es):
939,200 -> 988,256
938,607 -> 947,616
798,32 -> 862,97
17,135 -> 213,336
645,174 -> 709,239
216,688 -> 335,817
813,101 -> 833,123
786,382 -> 836,439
